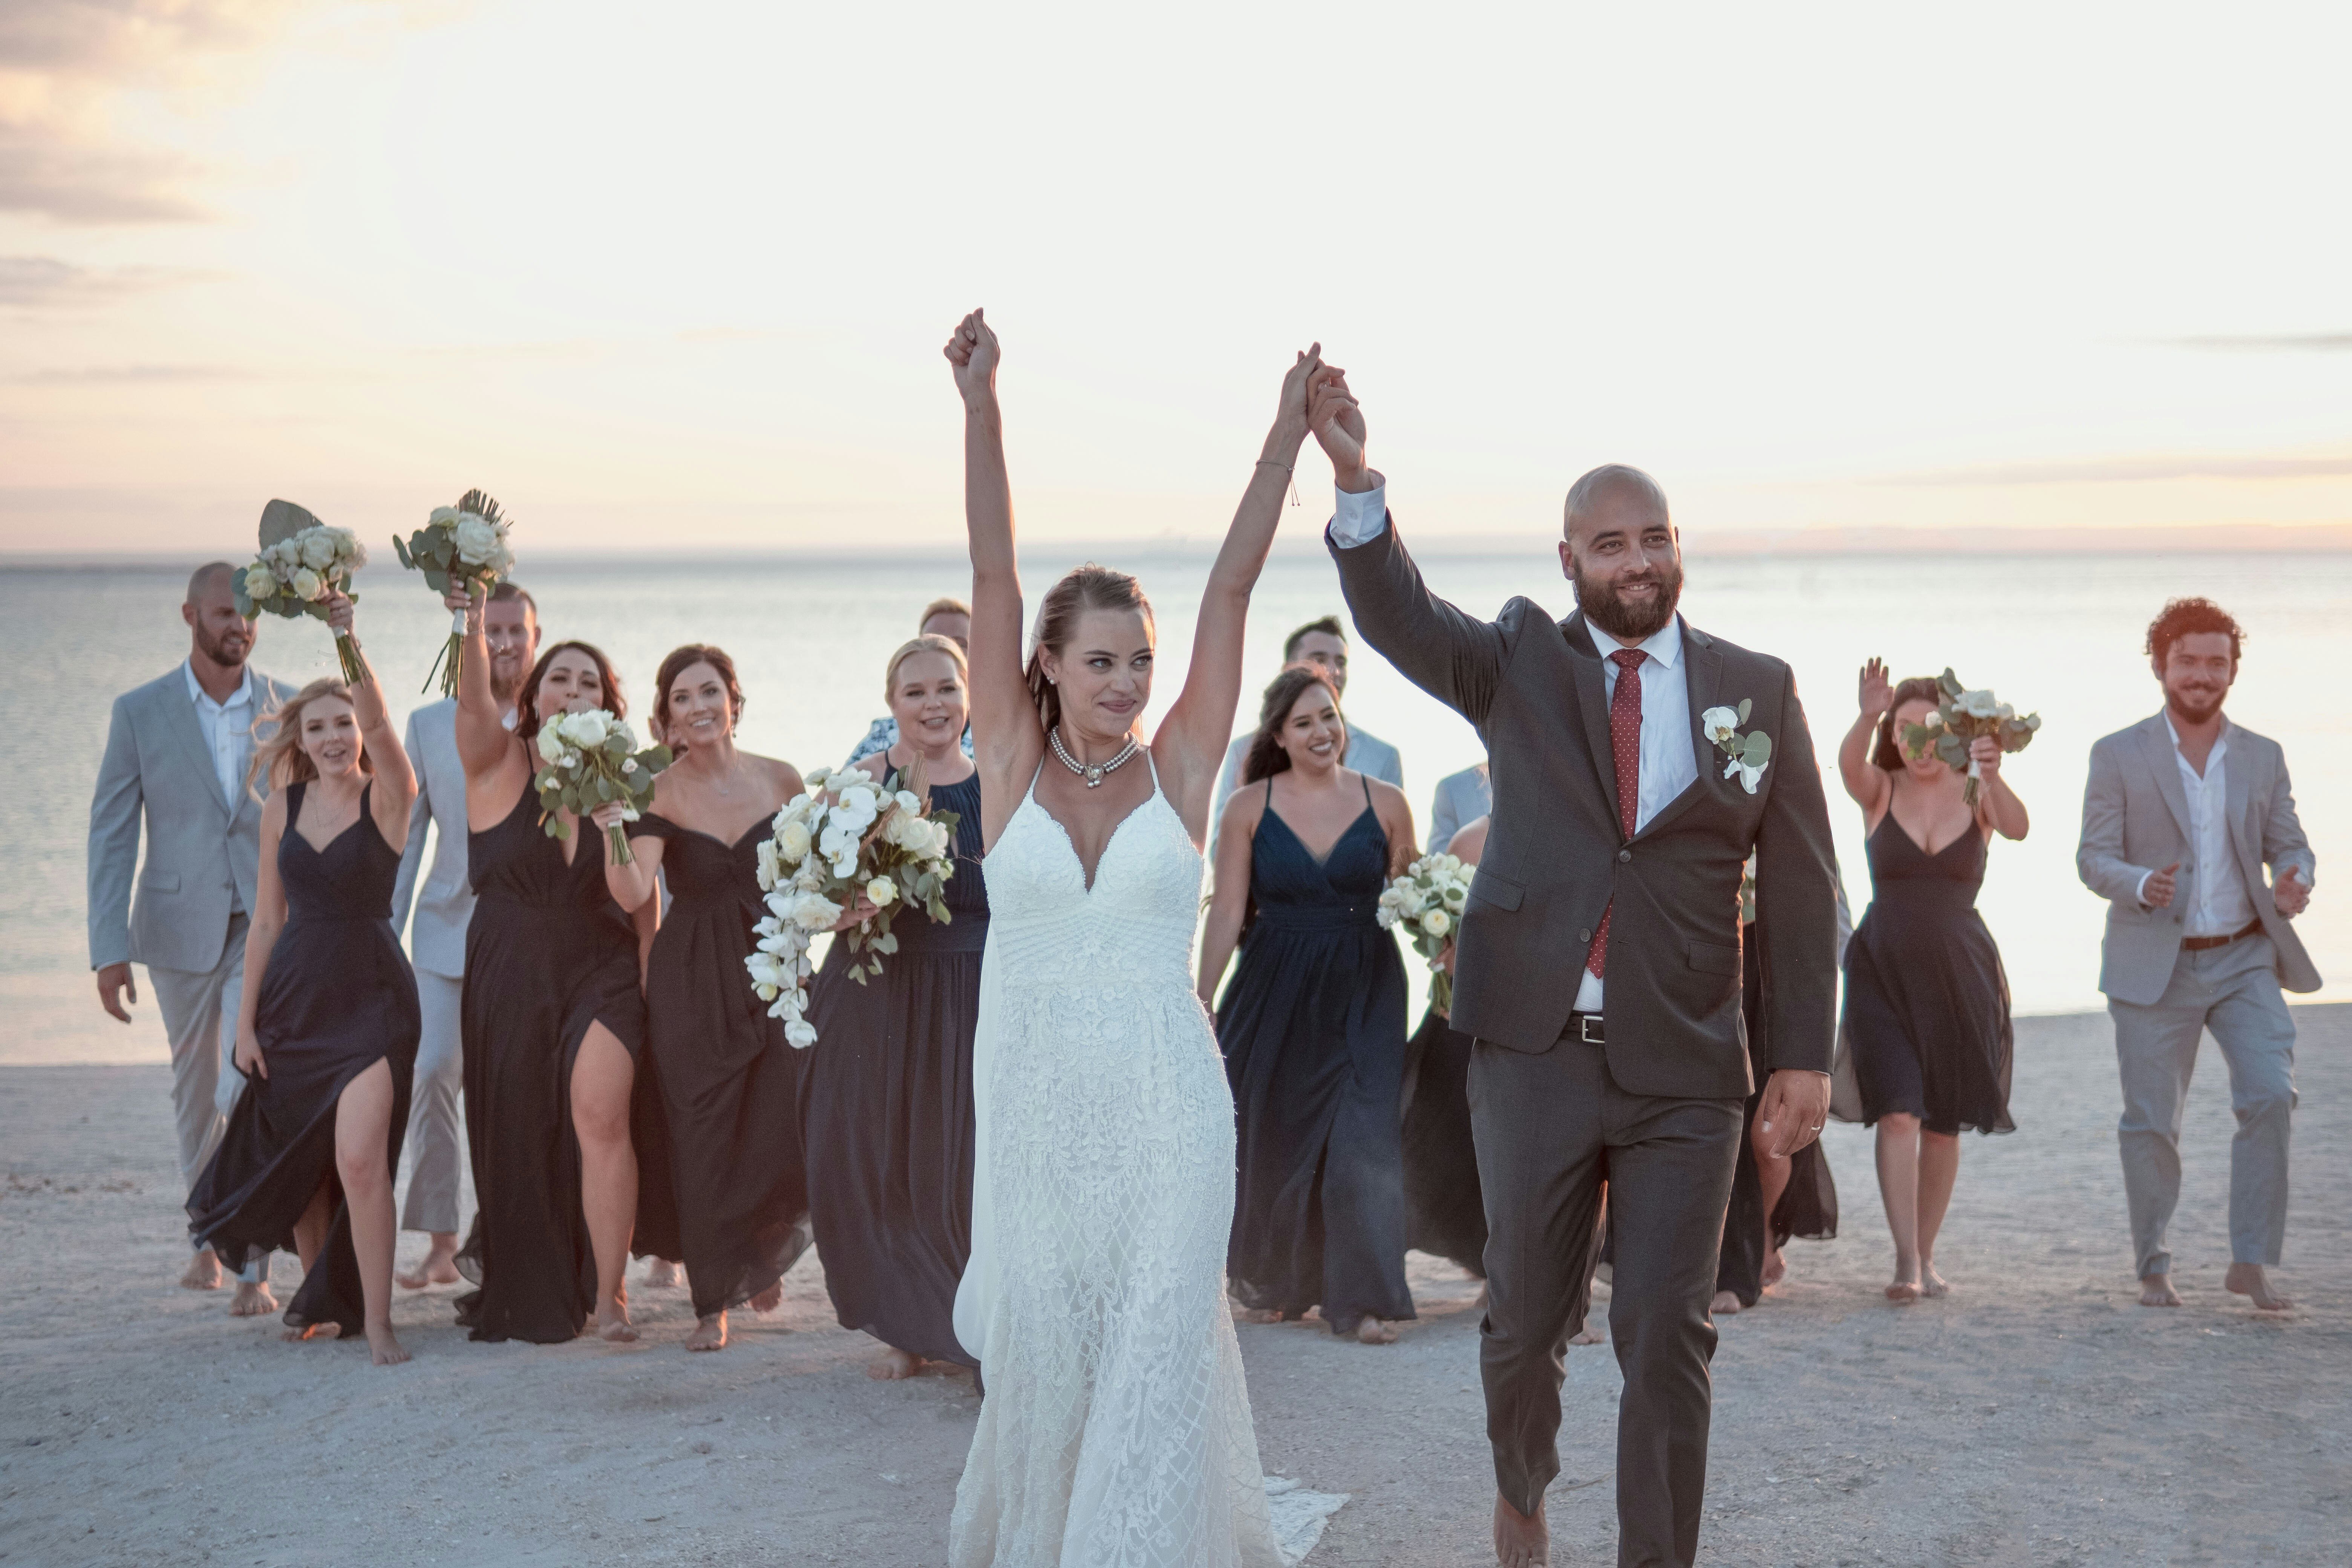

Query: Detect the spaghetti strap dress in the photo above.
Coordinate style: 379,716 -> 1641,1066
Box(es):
454,773 -> 664,1343
1215,776 -> 1413,1335
1400,1005 -> 1487,1277
800,770 -> 987,1368
188,780 -> 420,1337
1843,813 -> 2017,1136
627,811 -> 815,1320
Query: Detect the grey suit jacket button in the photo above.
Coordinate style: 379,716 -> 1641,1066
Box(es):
1579,928 -> 1592,943
1617,848 -> 1632,863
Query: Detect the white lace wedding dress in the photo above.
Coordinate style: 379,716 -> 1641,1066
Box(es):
949,759 -> 1282,1568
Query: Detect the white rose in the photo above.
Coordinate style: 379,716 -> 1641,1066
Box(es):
755,838 -> 782,890
299,530 -> 337,570
272,538 -> 302,566
1957,689 -> 2001,719
243,564 -> 277,600
289,567 -> 323,601
894,790 -> 922,814
777,820 -> 812,862
567,709 -> 610,746
1699,705 -> 1742,745
537,727 -> 565,763
791,891 -> 844,931
1424,908 -> 1452,937
453,513 -> 501,566
866,877 -> 898,907
428,505 -> 462,528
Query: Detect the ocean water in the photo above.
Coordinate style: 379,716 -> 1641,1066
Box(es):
6,547 -> 2346,1064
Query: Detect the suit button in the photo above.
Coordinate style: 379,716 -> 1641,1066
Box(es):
1617,849 -> 1631,863
1579,928 -> 1592,943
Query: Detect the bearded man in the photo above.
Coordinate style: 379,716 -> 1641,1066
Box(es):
1314,370 -> 1838,1568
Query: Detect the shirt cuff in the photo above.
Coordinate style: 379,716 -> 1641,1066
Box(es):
2134,869 -> 2153,907
1326,482 -> 1389,548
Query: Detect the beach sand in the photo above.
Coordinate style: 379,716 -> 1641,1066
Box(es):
2,1006 -> 2344,1567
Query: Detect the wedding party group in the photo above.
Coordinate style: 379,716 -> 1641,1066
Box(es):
85,311 -> 2319,1568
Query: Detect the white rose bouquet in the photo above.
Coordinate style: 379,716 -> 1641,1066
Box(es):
234,500 -> 368,684
745,762 -> 960,1048
391,488 -> 519,697
533,709 -> 673,865
1900,668 -> 2042,806
1376,851 -> 1475,1016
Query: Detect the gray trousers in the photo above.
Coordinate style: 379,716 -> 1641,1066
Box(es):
2110,934 -> 2297,1278
146,914 -> 249,1196
399,968 -> 466,1234
1468,1026 -> 1743,1568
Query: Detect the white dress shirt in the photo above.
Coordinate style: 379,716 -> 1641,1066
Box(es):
2140,714 -> 2257,937
1331,484 -> 1697,1012
184,661 -> 259,913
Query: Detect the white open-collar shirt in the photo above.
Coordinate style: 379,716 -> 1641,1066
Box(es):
2154,713 -> 2257,939
1331,483 -> 1696,1013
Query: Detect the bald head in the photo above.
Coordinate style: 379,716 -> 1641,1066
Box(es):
186,561 -> 236,604
1562,464 -> 1670,541
182,559 -> 254,673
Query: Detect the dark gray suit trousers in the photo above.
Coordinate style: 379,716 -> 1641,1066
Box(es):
1469,1023 -> 1743,1568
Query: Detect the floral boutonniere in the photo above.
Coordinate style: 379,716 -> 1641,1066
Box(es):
1701,700 -> 1772,794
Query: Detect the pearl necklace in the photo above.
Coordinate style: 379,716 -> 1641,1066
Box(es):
1049,726 -> 1139,789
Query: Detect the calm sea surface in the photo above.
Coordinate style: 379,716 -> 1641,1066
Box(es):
6,548 -> 2346,1064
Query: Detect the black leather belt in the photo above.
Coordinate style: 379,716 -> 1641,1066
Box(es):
2182,918 -> 2263,953
1571,1012 -> 1605,1045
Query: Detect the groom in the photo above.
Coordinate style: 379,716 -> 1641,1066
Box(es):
1313,376 -> 1837,1568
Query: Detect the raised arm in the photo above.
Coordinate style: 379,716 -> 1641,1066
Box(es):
1839,658 -> 1894,821
449,583 -> 508,778
389,709 -> 432,940
1196,786 -> 1263,1009
1151,347 -> 1322,841
945,309 -> 1040,845
1311,371 -> 1508,726
324,591 -> 416,849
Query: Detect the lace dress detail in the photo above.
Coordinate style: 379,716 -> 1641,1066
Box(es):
949,761 -> 1280,1568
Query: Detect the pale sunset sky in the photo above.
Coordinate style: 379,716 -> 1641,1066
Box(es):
3,1 -> 2348,555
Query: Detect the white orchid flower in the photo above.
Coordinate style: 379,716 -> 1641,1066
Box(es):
1700,705 -> 1743,747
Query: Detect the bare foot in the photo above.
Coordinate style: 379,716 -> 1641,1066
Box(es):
396,1234 -> 461,1290
2138,1273 -> 2182,1308
750,1282 -> 783,1314
644,1258 -> 685,1289
2225,1263 -> 2293,1311
365,1322 -> 410,1366
867,1346 -> 923,1380
1493,1492 -> 1549,1568
596,1305 -> 638,1343
1235,1306 -> 1283,1325
1885,1279 -> 1920,1304
1710,1290 -> 1743,1316
230,1280 -> 278,1317
1568,1321 -> 1604,1346
1920,1263 -> 1952,1298
1760,1246 -> 1787,1291
1354,1318 -> 1399,1345
686,1312 -> 729,1352
181,1248 -> 223,1291
280,1321 -> 342,1343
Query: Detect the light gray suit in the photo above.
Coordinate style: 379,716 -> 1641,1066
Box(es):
87,663 -> 296,1193
2077,711 -> 2318,1278
1426,761 -> 1492,855
389,699 -> 474,1236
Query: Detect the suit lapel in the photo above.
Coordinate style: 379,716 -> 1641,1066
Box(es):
2136,715 -> 2194,845
156,673 -> 231,824
1634,622 -> 1722,842
1560,612 -> 1622,829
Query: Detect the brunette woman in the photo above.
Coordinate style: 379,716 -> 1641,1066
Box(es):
801,633 -> 988,1380
1199,663 -> 1416,1343
444,578 -> 658,1343
1838,658 -> 2030,1302
187,591 -> 420,1365
602,645 -> 810,1351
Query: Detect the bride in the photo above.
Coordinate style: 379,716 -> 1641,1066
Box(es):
944,308 -> 1313,1568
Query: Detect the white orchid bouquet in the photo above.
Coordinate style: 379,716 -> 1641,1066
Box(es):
745,763 -> 959,1047
1900,669 -> 2041,806
391,488 -> 519,697
533,709 -> 673,864
1377,851 -> 1475,1016
234,501 -> 368,684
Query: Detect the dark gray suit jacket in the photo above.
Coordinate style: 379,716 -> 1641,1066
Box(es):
1332,515 -> 1839,1099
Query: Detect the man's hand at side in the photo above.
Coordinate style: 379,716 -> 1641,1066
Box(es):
1756,1068 -> 1830,1158
96,961 -> 136,1023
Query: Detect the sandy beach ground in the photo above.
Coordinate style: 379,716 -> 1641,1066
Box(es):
2,1006 -> 2344,1567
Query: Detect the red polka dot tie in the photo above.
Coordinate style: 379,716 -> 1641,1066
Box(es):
1586,648 -> 1646,979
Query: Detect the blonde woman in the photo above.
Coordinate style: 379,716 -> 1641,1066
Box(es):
797,633 -> 988,1380
187,591 -> 420,1366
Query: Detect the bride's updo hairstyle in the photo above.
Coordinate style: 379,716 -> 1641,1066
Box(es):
246,677 -> 368,797
1240,663 -> 1344,786
1026,564 -> 1152,734
514,640 -> 626,747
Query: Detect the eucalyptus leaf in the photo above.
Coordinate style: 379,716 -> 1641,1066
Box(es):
1741,731 -> 1772,763
1736,697 -> 1752,723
